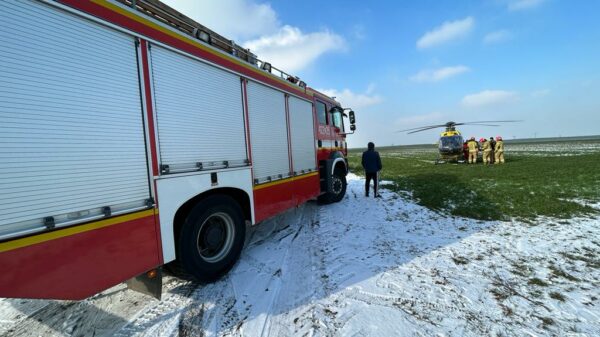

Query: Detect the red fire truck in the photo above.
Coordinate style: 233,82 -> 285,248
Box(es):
0,0 -> 356,300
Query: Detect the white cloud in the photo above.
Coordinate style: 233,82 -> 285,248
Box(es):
162,0 -> 344,73
317,87 -> 383,110
410,65 -> 470,83
483,30 -> 512,44
508,0 -> 546,11
243,26 -> 345,73
531,89 -> 550,97
461,90 -> 519,108
161,0 -> 278,41
417,17 -> 474,49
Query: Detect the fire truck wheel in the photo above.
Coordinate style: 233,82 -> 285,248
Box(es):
320,168 -> 347,204
178,195 -> 245,283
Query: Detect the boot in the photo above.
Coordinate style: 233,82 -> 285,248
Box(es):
374,187 -> 381,198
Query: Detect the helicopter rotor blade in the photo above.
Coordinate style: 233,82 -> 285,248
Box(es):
396,124 -> 449,133
453,123 -> 501,127
396,120 -> 523,134
406,126 -> 447,134
459,120 -> 523,124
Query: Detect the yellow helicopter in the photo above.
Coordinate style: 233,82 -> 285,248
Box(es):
398,121 -> 520,163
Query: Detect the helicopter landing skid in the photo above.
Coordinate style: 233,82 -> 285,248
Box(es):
436,156 -> 464,165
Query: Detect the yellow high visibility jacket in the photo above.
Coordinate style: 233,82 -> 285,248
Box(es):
496,140 -> 504,152
481,141 -> 491,151
467,140 -> 478,152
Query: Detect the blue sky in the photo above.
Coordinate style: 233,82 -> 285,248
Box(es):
163,0 -> 600,146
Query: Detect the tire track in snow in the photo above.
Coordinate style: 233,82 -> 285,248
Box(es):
257,221 -> 299,337
2,285 -> 150,337
0,300 -> 50,336
259,205 -> 322,337
112,278 -> 199,337
299,189 -> 380,337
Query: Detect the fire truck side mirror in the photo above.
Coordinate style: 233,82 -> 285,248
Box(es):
350,124 -> 356,131
349,110 -> 355,124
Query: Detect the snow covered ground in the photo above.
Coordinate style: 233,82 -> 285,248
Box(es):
507,141 -> 600,156
1,174 -> 599,337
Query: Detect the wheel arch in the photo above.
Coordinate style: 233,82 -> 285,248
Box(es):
331,157 -> 348,175
323,150 -> 347,175
172,188 -> 251,260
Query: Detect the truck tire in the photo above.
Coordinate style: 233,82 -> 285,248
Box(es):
319,167 -> 347,204
177,195 -> 245,283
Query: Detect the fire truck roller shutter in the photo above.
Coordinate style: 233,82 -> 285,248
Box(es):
0,0 -> 151,239
246,81 -> 290,183
150,45 -> 248,173
288,96 -> 317,174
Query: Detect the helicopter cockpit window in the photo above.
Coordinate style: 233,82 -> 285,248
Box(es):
440,136 -> 461,148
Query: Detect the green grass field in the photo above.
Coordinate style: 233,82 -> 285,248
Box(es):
348,139 -> 600,221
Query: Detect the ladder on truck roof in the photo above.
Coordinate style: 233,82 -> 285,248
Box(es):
116,0 -> 307,89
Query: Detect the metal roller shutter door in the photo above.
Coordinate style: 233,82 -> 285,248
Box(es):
247,81 -> 290,183
150,45 -> 247,173
288,97 -> 317,173
0,1 -> 150,239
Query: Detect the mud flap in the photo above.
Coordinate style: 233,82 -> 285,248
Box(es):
126,268 -> 162,300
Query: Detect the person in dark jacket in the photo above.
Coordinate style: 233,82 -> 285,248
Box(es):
489,137 -> 496,164
362,142 -> 382,197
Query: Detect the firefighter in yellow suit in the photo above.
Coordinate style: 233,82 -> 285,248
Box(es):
494,136 -> 505,164
467,137 -> 478,164
480,138 -> 492,164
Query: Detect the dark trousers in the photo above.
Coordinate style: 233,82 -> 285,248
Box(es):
365,172 -> 378,196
